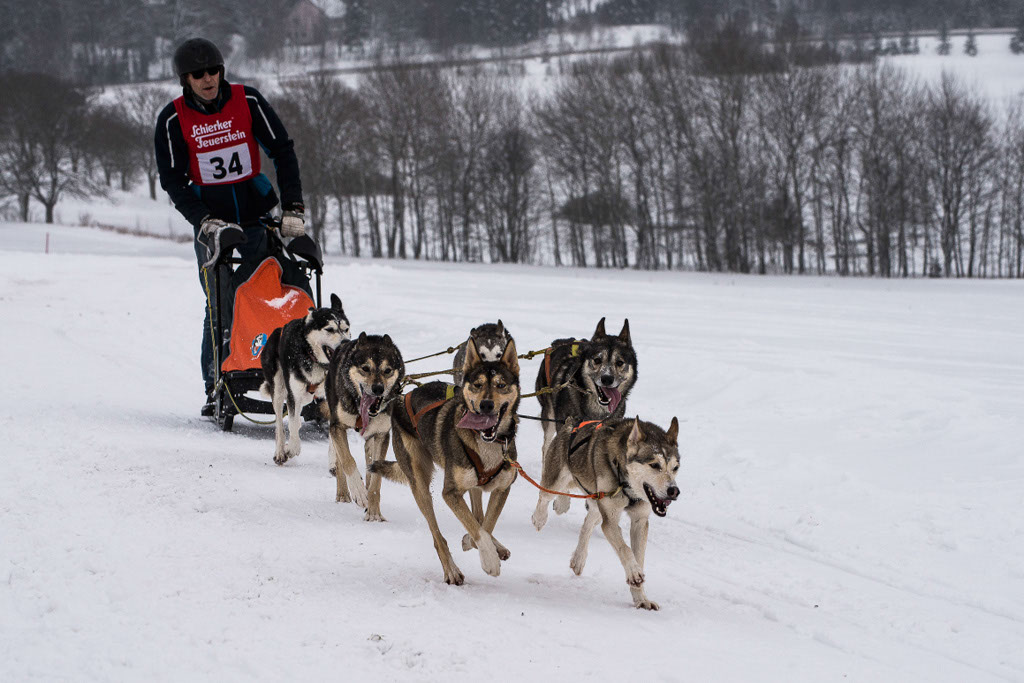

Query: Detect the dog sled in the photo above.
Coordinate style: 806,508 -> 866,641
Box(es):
203,216 -> 325,432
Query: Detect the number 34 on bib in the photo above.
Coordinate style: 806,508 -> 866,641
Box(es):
197,143 -> 253,185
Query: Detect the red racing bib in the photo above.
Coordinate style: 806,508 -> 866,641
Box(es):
173,84 -> 261,186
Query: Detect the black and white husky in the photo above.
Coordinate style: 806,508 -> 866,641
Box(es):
260,294 -> 350,465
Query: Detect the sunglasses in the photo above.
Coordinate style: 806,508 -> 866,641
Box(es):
188,67 -> 220,79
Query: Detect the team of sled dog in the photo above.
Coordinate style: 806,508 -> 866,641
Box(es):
259,296 -> 681,610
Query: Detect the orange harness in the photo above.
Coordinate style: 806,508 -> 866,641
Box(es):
403,389 -> 506,487
506,419 -> 621,501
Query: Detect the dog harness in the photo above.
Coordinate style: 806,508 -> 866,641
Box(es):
403,386 -> 508,487
567,420 -> 604,456
543,342 -> 581,387
563,419 -> 636,501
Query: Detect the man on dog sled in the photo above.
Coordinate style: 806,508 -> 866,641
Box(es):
154,37 -> 308,413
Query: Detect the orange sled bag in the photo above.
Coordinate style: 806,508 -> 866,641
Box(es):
221,257 -> 314,373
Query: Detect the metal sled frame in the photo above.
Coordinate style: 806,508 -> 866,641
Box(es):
208,219 -> 324,432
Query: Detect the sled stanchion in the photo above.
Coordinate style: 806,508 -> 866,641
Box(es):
202,266 -> 275,428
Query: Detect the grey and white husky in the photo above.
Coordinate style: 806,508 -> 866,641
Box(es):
531,416 -> 680,610
535,318 -> 638,495
324,332 -> 405,522
452,320 -> 513,386
260,293 -> 349,466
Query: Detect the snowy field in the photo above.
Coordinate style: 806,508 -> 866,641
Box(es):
1,223 -> 1022,681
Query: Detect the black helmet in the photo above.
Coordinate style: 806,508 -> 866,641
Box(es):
173,38 -> 224,80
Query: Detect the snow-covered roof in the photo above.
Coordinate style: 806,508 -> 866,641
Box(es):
308,0 -> 346,20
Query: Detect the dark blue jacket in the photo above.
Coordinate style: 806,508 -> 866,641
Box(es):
154,81 -> 303,228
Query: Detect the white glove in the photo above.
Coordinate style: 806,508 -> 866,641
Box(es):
280,206 -> 305,238
198,217 -> 244,268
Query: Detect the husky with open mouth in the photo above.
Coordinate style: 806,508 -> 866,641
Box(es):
535,318 -> 637,514
371,339 -> 521,585
532,416 -> 681,610
260,293 -> 349,466
324,332 -> 405,522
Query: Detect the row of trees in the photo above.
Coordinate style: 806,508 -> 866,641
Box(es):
3,53 -> 1023,277
278,51 -> 1023,277
0,73 -> 171,223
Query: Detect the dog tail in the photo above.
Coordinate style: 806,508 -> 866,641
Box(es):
369,460 -> 409,486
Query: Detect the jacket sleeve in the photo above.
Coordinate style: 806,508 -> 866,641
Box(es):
154,101 -> 211,229
244,86 -> 304,208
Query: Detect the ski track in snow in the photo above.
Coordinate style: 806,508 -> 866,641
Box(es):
1,225 -> 1023,681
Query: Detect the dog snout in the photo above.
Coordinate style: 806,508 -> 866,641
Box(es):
666,485 -> 680,500
601,375 -> 614,386
479,399 -> 495,414
371,383 -> 385,396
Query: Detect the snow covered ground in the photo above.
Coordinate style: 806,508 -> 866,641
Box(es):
883,33 -> 1024,104
1,223 -> 1022,681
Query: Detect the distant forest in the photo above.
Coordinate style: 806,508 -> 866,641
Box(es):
3,0 -> 1024,85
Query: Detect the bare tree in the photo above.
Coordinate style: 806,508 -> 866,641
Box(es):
0,72 -> 99,223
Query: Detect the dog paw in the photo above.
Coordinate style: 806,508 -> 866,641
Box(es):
363,509 -> 387,523
348,475 -> 369,509
570,550 -> 587,576
477,535 -> 501,577
624,561 -> 645,587
443,565 -> 465,586
531,507 -> 548,531
634,599 -> 660,611
274,451 -> 288,466
553,497 -> 570,515
329,466 -> 337,477
494,539 -> 510,561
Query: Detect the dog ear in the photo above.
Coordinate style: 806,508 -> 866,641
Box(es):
592,317 -> 607,339
618,319 -> 631,344
462,338 -> 481,376
496,319 -> 505,337
330,293 -> 343,313
666,416 -> 679,445
355,331 -> 366,347
383,334 -> 392,346
305,307 -> 315,322
501,338 -> 519,377
628,417 -> 645,445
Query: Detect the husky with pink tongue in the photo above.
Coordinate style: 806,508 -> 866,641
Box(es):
323,332 -> 405,522
534,318 -> 637,514
371,338 -> 521,586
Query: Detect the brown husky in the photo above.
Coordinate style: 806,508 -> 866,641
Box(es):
324,333 -> 405,522
371,339 -> 521,585
532,416 -> 680,609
